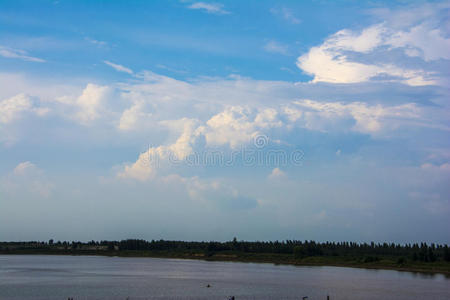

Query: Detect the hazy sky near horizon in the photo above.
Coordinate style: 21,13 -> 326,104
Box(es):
1,0 -> 449,243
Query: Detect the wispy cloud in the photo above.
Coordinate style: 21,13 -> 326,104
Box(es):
264,40 -> 289,55
187,2 -> 230,15
103,60 -> 133,74
0,46 -> 45,62
270,7 -> 301,24
156,64 -> 188,74
85,37 -> 108,48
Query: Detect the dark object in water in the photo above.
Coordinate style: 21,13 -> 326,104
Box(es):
206,284 -> 211,288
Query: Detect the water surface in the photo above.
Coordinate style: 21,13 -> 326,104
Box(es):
0,255 -> 448,299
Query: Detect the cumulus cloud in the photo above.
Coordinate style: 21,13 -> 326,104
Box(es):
0,46 -> 45,62
55,83 -> 111,123
115,92 -> 429,187
288,99 -> 421,134
104,60 -> 133,74
118,118 -> 201,181
1,69 -> 447,193
297,25 -> 438,86
200,106 -> 282,149
187,2 -> 229,15
3,68 -> 445,149
0,93 -> 48,124
1,68 -> 448,241
74,83 -> 111,124
1,1 -> 450,242
118,150 -> 157,181
118,101 -> 150,131
1,162 -> 54,198
387,23 -> 450,61
296,5 -> 450,86
0,94 -> 33,124
13,68 -> 433,187
117,105 -> 283,181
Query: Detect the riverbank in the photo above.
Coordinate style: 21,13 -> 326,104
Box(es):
2,249 -> 449,276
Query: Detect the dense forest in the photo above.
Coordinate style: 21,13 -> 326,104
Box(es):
1,238 -> 449,265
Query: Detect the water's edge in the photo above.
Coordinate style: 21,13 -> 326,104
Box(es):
2,251 -> 449,276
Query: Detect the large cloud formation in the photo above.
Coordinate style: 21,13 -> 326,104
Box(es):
0,2 -> 449,242
297,3 -> 450,86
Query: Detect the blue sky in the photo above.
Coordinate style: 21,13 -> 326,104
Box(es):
0,0 -> 449,243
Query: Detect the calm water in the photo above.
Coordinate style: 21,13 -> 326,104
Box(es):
0,255 -> 449,300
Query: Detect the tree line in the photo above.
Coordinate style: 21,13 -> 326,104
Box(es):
1,238 -> 449,263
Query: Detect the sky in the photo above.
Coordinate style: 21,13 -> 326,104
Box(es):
0,0 -> 449,244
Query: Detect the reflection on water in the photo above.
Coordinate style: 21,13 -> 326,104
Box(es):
0,255 -> 449,300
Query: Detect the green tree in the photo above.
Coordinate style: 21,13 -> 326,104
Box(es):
293,246 -> 306,259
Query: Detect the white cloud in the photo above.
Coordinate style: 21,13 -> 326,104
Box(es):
116,94 -> 427,184
387,23 -> 450,61
75,83 -> 111,124
104,60 -> 133,74
13,161 -> 36,175
298,45 -> 381,84
329,25 -> 385,53
2,162 -> 54,198
421,162 -> 450,172
117,105 -> 284,181
270,7 -> 301,24
118,149 -> 157,181
296,26 -> 437,86
186,176 -> 257,210
85,37 -> 108,47
118,118 -> 200,181
296,5 -> 450,86
0,46 -> 45,62
0,93 -> 48,124
264,40 -> 289,55
187,2 -> 229,15
3,69 -> 445,148
268,167 -> 286,180
2,69 -> 447,182
159,174 -> 256,210
369,2 -> 450,30
200,106 -> 282,149
0,94 -> 33,124
0,3 -> 449,242
290,99 -> 421,134
118,101 -> 150,131
163,118 -> 201,160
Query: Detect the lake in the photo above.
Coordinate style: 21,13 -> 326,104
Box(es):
0,255 -> 449,299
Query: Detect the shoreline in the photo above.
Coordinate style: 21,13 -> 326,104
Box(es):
2,250 -> 449,276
